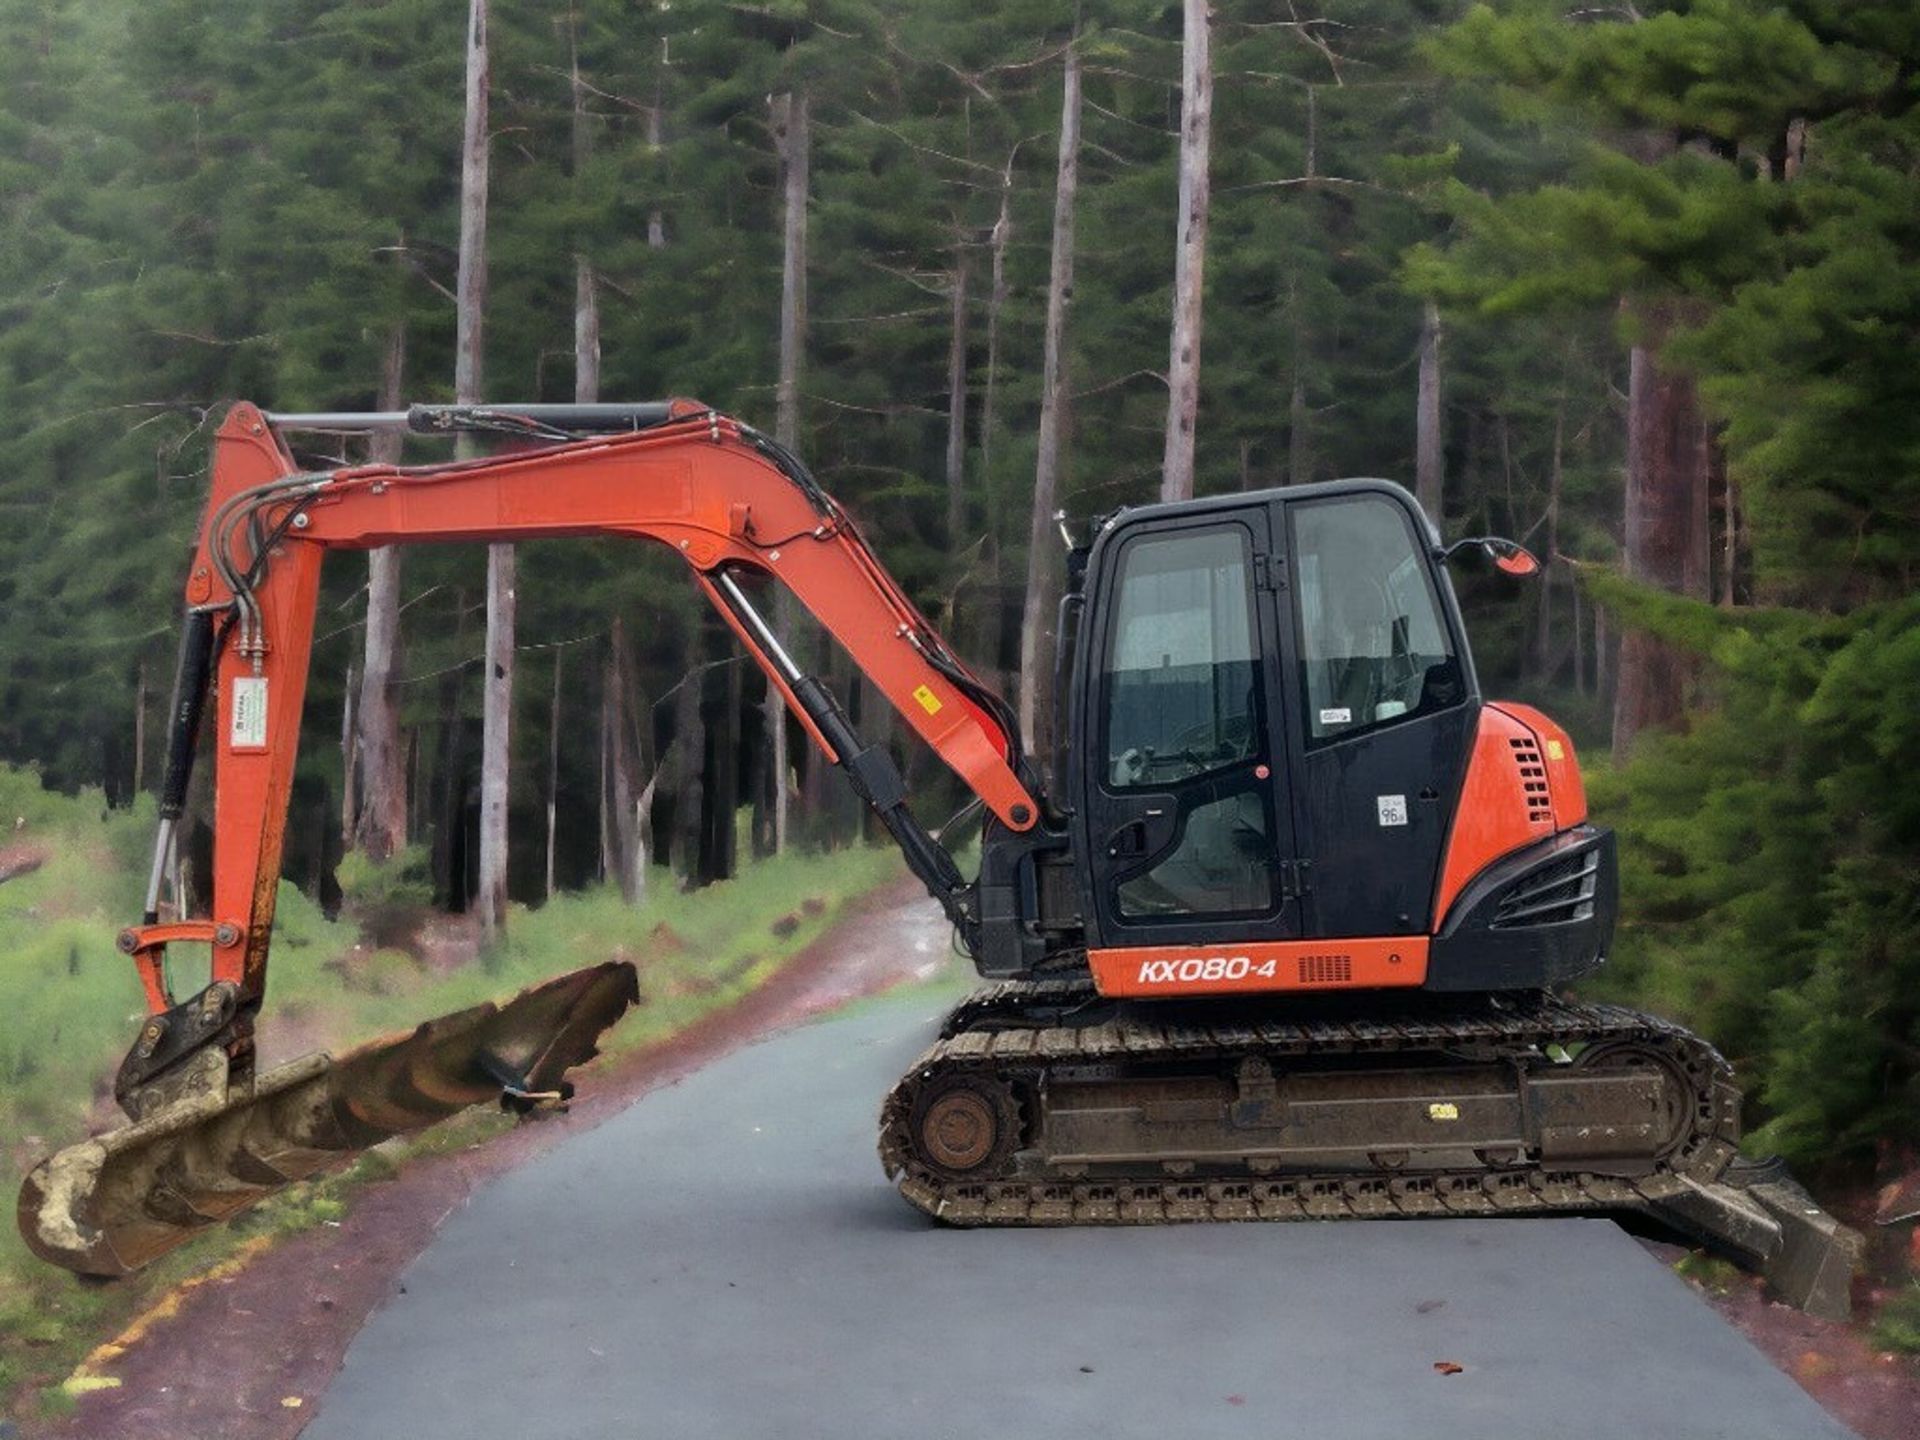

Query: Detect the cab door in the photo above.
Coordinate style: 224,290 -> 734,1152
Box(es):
1280,488 -> 1478,937
1075,508 -> 1300,951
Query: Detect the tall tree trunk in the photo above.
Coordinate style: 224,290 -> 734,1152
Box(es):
1288,374 -> 1309,484
352,319 -> 409,862
761,89 -> 809,855
1536,400 -> 1564,674
647,49 -> 668,250
132,659 -> 147,796
602,620 -> 645,902
704,615 -> 742,881
1159,0 -> 1213,504
972,148 -> 1017,668
978,149 -> 1015,505
1720,473 -> 1738,606
670,636 -> 707,887
340,662 -> 358,847
570,9 -> 601,406
1611,329 -> 1712,763
458,0 -> 510,937
1571,581 -> 1588,698
1017,46 -> 1081,760
1287,282 -> 1310,485
545,647 -> 562,900
945,248 -> 970,547
1415,300 -> 1444,521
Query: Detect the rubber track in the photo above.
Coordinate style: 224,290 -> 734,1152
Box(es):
882,986 -> 1743,1228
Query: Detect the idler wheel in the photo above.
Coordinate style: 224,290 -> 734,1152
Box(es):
1571,1039 -> 1696,1159
909,1076 -> 1020,1178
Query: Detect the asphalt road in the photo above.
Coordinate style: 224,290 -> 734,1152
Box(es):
304,979 -> 1857,1440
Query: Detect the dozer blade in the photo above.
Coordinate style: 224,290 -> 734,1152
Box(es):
17,960 -> 638,1279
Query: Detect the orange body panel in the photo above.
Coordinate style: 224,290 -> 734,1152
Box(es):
1088,937 -> 1429,998
133,403 -> 1041,1016
1486,701 -> 1588,833
1429,703 -> 1581,930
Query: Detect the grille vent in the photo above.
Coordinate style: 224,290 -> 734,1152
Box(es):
1491,849 -> 1600,929
1297,953 -> 1353,985
1508,736 -> 1554,824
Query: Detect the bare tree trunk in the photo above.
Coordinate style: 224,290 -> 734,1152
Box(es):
978,150 -> 1015,493
1535,400 -> 1563,673
1612,328 -> 1712,763
705,616 -> 742,880
1415,300 -> 1444,521
1159,0 -> 1213,504
352,320 -> 409,862
570,9 -> 601,406
478,551 -> 514,932
761,89 -> 810,855
1287,282 -> 1310,485
945,249 -> 970,546
1288,373 -> 1309,485
647,53 -> 667,250
972,149 -> 1017,666
458,0 -> 510,937
339,662 -> 358,846
545,647 -> 562,900
597,673 -> 611,883
670,641 -> 707,887
602,621 -> 645,903
1571,581 -> 1588,698
1720,473 -> 1738,606
132,659 -> 147,796
1017,46 -> 1081,760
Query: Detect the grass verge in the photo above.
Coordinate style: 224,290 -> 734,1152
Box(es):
0,764 -> 901,1422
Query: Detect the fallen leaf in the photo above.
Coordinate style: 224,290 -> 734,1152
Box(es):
1433,1362 -> 1464,1376
281,1397 -> 304,1409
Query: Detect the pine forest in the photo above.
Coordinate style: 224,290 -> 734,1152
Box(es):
1,0 -> 1916,1193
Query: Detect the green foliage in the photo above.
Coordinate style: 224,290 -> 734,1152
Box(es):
1420,1 -> 1920,1179
1872,1283 -> 1920,1355
335,845 -> 435,910
1585,594 -> 1920,1170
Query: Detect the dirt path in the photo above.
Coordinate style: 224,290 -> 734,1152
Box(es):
49,878 -> 950,1440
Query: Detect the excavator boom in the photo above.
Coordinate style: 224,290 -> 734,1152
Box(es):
21,399 -> 1034,1278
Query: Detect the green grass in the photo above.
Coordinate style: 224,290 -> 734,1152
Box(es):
1872,1282 -> 1920,1355
0,763 -> 902,1421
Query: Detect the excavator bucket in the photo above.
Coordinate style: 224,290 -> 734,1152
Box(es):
17,960 -> 638,1279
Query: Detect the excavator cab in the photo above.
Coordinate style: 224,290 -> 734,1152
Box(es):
1042,481 -> 1613,1001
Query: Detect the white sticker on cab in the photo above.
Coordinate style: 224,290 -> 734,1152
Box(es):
1376,793 -> 1408,827
1319,707 -> 1352,725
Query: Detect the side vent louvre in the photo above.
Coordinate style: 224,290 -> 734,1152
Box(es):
1508,736 -> 1554,825
1297,953 -> 1354,985
1492,849 -> 1600,929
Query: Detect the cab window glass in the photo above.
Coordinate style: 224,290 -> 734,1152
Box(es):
1292,495 -> 1459,745
1104,528 -> 1260,790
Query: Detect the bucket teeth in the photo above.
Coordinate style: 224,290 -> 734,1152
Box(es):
17,960 -> 638,1279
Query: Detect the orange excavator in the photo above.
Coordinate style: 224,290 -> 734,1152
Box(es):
17,400 -> 1859,1314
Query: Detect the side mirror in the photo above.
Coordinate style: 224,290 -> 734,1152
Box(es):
1439,535 -> 1540,578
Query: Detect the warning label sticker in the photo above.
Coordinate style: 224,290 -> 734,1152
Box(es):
230,677 -> 269,750
1376,793 -> 1408,827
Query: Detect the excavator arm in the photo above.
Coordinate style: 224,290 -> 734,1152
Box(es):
19,399 -> 1042,1277
139,399 -> 1037,1032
